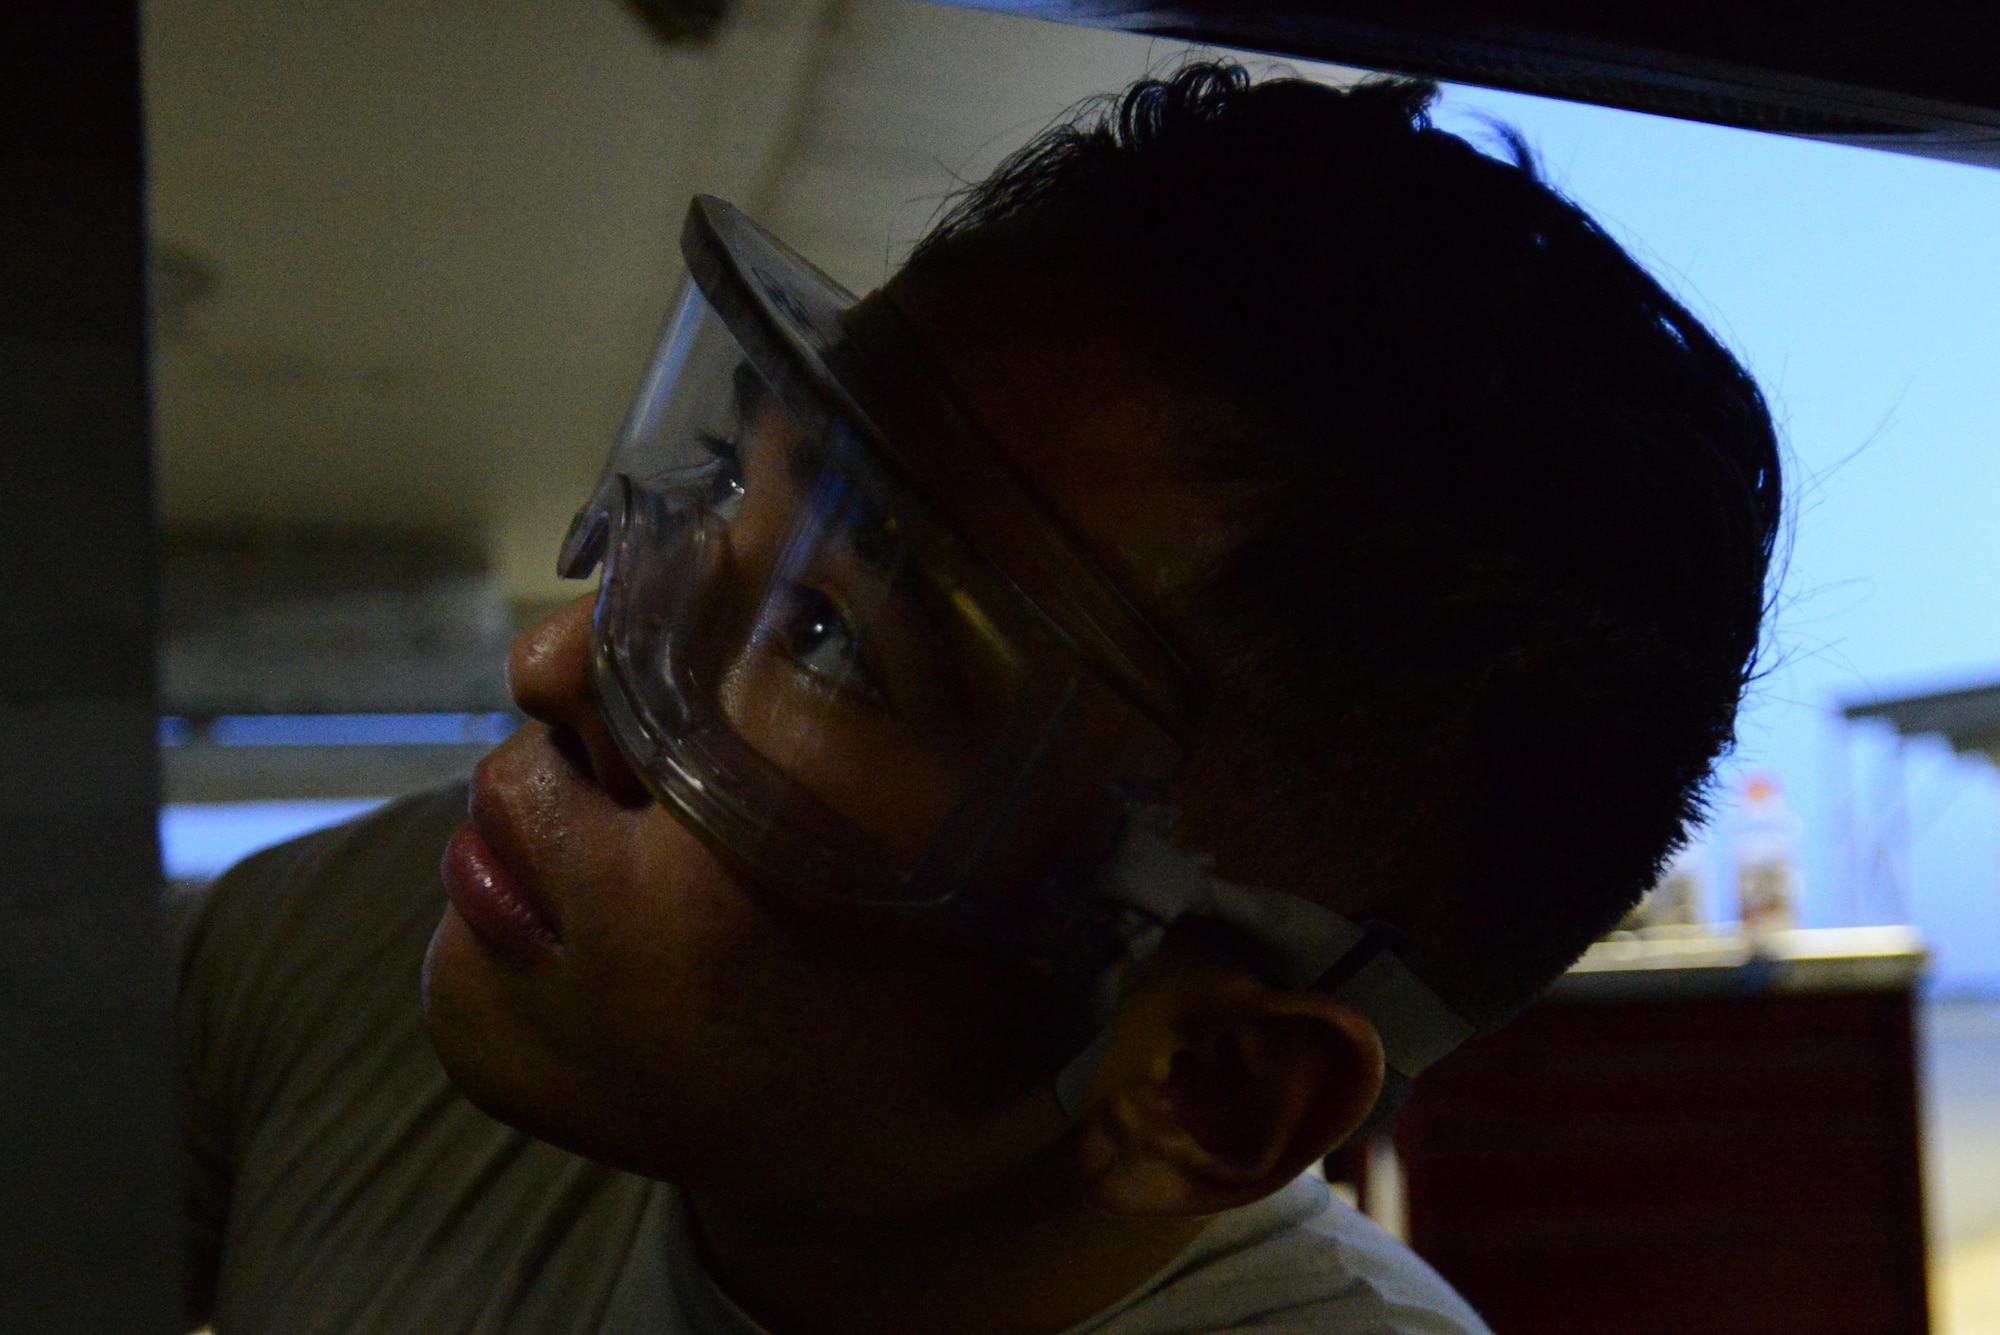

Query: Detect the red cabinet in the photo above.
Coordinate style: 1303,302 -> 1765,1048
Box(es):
1391,931 -> 1929,1335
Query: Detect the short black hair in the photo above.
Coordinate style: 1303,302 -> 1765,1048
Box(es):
907,62 -> 1782,1026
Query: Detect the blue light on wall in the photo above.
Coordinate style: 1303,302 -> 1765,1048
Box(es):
203,712 -> 517,747
160,799 -> 390,881
155,712 -> 513,879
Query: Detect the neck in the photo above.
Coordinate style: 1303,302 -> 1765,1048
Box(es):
682,1153 -> 1206,1335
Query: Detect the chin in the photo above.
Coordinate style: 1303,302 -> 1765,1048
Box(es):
421,913 -> 581,1144
421,913 -> 695,1179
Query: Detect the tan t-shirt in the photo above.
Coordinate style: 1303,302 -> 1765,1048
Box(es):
175,786 -> 1489,1334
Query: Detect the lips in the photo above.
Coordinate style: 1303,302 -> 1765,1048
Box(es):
442,821 -> 561,962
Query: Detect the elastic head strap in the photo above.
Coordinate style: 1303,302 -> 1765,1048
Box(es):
1054,811 -> 1474,1115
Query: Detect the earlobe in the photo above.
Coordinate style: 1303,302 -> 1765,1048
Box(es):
1074,977 -> 1385,1218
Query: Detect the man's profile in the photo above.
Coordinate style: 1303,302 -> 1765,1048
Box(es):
177,63 -> 1781,1333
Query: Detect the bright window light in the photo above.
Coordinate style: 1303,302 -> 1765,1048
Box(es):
1433,84 -> 2000,988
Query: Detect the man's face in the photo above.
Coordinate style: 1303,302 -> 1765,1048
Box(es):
422,274 -> 1221,1219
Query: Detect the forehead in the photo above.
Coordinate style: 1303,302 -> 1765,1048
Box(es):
879,269 -> 1236,619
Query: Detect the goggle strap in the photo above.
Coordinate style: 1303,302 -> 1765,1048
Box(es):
1054,811 -> 1474,1116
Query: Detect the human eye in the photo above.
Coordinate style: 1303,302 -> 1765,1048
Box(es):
775,584 -> 881,703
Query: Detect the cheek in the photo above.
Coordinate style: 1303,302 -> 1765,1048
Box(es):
422,797 -> 778,1173
562,809 -> 753,1006
430,797 -> 1045,1210
534,814 -> 778,1139
519,811 -> 959,1195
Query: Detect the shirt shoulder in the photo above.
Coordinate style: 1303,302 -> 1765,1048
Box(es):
174,785 -> 677,1334
1076,1176 -> 1491,1335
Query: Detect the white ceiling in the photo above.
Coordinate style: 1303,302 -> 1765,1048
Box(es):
141,0 -> 1339,606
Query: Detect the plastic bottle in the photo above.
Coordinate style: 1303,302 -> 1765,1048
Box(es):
1628,843 -> 1703,931
1734,773 -> 1802,941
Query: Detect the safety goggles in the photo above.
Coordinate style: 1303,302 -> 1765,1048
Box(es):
561,197 -> 1472,1095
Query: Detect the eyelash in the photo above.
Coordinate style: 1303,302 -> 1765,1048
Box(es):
696,425 -> 900,707
700,429 -> 885,707
694,429 -> 746,512
776,584 -> 883,705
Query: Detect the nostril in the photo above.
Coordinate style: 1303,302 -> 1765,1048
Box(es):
551,721 -> 652,809
551,726 -> 597,784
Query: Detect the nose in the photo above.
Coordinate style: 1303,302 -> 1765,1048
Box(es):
508,594 -> 653,807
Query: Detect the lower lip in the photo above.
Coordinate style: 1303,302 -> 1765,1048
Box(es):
442,823 -> 561,962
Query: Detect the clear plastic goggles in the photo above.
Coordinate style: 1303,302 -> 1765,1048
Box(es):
561,198 -> 1474,1085
559,198 -> 1192,958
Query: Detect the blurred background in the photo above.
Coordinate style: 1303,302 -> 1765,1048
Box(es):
140,0 -> 2000,1327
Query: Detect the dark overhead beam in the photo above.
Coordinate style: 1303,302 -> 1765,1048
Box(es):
936,0 -> 2000,168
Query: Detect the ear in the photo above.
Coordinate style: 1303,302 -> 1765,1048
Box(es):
1070,966 -> 1385,1217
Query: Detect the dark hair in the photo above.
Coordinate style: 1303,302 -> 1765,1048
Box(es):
907,63 -> 1782,1026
